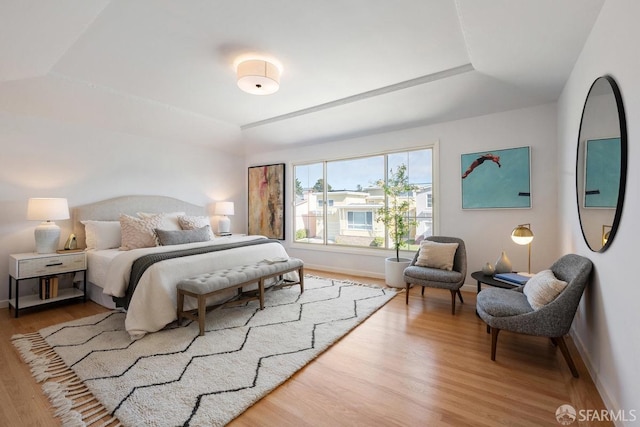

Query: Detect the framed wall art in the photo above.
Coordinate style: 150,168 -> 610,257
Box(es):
461,146 -> 531,209
248,163 -> 285,239
583,137 -> 621,208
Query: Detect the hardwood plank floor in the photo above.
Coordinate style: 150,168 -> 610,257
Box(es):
0,270 -> 609,426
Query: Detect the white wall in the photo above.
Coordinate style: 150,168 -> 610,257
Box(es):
0,113 -> 246,303
246,103 -> 560,286
558,0 -> 640,420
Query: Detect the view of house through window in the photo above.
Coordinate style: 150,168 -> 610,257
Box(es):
294,148 -> 434,251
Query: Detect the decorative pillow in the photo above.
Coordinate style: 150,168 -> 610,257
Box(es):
119,214 -> 165,250
415,240 -> 459,271
523,269 -> 568,310
155,226 -> 212,246
178,215 -> 215,239
81,220 -> 122,250
137,211 -> 184,231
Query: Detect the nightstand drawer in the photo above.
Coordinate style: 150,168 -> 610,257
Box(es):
10,253 -> 86,279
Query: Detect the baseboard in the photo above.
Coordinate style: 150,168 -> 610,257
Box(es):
302,263 -> 477,294
570,328 -> 622,425
302,262 -> 385,280
0,299 -> 8,309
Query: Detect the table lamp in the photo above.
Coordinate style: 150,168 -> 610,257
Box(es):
214,201 -> 234,234
511,223 -> 534,274
602,225 -> 612,247
27,198 -> 70,253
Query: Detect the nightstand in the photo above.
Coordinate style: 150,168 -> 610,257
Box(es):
8,251 -> 87,317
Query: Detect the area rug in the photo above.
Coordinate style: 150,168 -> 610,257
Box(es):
12,276 -> 396,427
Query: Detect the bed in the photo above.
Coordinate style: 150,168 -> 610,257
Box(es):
72,195 -> 293,339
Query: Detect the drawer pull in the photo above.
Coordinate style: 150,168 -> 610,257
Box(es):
45,262 -> 63,267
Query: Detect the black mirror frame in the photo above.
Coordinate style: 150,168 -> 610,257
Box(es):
576,75 -> 627,253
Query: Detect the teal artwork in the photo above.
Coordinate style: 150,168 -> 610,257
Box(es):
584,138 -> 621,208
461,146 -> 531,209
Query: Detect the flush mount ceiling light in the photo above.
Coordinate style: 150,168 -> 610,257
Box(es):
236,59 -> 281,95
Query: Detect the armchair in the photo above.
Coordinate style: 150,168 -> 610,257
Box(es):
403,236 -> 467,314
476,254 -> 593,377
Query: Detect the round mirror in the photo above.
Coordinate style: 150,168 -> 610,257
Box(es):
576,76 -> 627,252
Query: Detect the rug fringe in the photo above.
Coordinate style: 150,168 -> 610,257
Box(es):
11,333 -> 121,427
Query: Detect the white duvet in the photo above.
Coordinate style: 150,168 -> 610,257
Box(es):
101,235 -> 290,339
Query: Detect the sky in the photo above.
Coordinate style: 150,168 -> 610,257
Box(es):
295,149 -> 433,191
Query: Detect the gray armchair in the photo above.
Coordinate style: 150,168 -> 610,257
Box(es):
403,236 -> 467,314
476,254 -> 593,377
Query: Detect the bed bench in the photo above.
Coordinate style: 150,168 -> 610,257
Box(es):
176,258 -> 304,335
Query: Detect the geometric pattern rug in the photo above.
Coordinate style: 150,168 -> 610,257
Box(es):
12,276 -> 396,427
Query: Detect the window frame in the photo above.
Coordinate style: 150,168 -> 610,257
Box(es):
291,143 -> 439,255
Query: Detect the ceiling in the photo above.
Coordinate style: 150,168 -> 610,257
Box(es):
0,0 -> 605,155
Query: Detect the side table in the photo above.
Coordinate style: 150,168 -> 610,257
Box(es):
471,271 -> 519,294
8,251 -> 87,317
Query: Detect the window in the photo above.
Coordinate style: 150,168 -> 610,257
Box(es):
347,211 -> 373,230
293,147 -> 434,250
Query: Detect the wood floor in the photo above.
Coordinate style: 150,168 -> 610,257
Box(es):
1,269 -> 610,427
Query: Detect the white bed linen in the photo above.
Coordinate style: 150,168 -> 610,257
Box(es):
87,249 -> 121,287
101,235 -> 291,339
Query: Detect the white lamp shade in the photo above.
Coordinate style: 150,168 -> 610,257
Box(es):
237,59 -> 280,95
27,198 -> 69,221
214,202 -> 235,216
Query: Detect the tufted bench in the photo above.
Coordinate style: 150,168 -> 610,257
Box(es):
176,258 -> 304,335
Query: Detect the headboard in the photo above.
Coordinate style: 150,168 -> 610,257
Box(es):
72,195 -> 206,248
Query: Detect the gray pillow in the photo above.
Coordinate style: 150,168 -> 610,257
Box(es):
155,226 -> 211,246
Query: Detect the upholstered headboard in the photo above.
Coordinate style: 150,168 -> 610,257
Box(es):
72,195 -> 206,248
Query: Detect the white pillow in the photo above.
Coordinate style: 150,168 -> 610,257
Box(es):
137,211 -> 184,231
81,220 -> 121,250
523,269 -> 568,310
119,214 -> 165,250
178,215 -> 215,239
415,240 -> 459,271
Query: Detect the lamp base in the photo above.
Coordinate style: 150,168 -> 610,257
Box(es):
218,216 -> 231,234
34,221 -> 61,254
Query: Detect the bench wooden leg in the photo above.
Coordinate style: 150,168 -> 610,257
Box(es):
299,266 -> 304,293
197,295 -> 206,336
258,278 -> 265,309
176,290 -> 185,326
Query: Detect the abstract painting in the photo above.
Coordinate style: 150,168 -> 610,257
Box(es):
248,163 -> 285,239
461,146 -> 531,209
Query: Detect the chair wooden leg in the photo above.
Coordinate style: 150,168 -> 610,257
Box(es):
457,290 -> 464,303
421,286 -> 425,296
405,283 -> 410,304
491,328 -> 500,360
450,290 -> 456,315
555,336 -> 579,378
